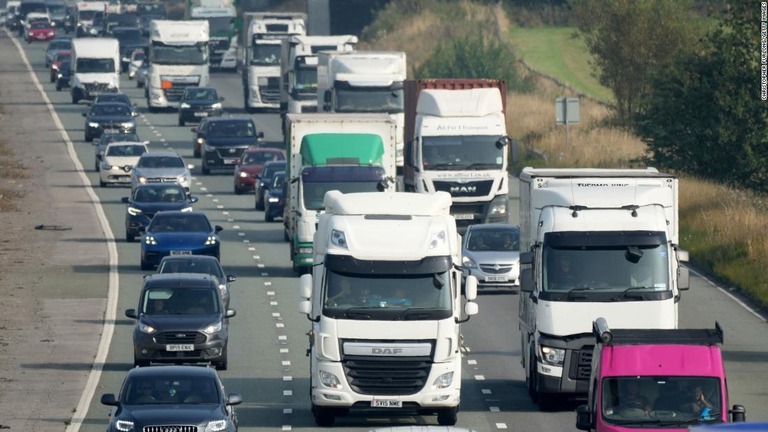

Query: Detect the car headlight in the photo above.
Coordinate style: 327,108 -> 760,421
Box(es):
268,196 -> 279,203
180,102 -> 191,108
121,122 -> 135,128
178,174 -> 189,183
143,234 -> 157,245
138,323 -> 156,334
127,206 -> 142,216
204,235 -> 218,246
318,370 -> 341,389
196,137 -> 204,145
432,371 -> 454,389
57,73 -> 63,78
205,420 -> 228,432
539,345 -> 566,366
238,171 -> 248,178
204,143 -> 215,152
138,176 -> 148,184
202,321 -> 222,335
52,64 -> 59,70
115,420 -> 135,431
89,27 -> 97,35
211,102 -> 222,109
88,122 -> 99,128
462,255 -> 477,269
180,206 -> 193,212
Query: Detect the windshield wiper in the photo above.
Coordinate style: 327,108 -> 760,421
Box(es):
341,307 -> 379,320
426,163 -> 466,171
621,286 -> 651,299
395,308 -> 439,320
566,286 -> 594,300
465,163 -> 501,170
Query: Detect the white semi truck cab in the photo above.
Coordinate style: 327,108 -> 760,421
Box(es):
190,5 -> 237,71
317,51 -> 407,171
70,37 -> 120,104
242,12 -> 306,112
299,190 -> 479,427
146,20 -> 210,111
517,167 -> 690,409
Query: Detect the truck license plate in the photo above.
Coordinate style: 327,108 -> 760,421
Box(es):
485,275 -> 508,282
453,213 -> 473,220
371,399 -> 402,408
166,344 -> 194,351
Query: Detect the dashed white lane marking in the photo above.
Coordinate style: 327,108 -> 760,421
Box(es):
254,254 -> 261,259
283,376 -> 293,381
270,301 -> 278,306
261,272 -> 268,276
212,198 -> 219,202
278,335 -> 287,341
267,291 -> 275,296
276,323 -> 284,328
216,205 -> 224,209
474,375 -> 485,380
257,263 -> 265,268
200,187 -> 208,191
272,312 -> 280,317
160,138 -> 166,142
495,423 -> 508,429
467,359 -> 477,365
222,211 -> 229,215
282,360 -> 291,366
280,348 -> 289,353
227,218 -> 234,222
233,225 -> 240,229
281,425 -> 292,431
248,247 -> 256,251
264,281 -> 272,286
242,239 -> 250,243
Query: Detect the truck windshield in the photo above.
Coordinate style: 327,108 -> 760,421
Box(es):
76,58 -> 116,73
602,377 -> 722,426
113,28 -> 141,42
542,243 -> 670,295
323,271 -> 453,320
202,16 -> 233,35
301,180 -> 381,211
422,136 -> 504,170
151,42 -> 208,65
294,66 -> 317,93
335,86 -> 404,113
78,10 -> 98,20
250,44 -> 281,66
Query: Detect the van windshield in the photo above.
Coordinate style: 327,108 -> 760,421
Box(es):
76,58 -> 116,73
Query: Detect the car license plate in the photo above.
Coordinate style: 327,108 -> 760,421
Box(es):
453,213 -> 474,220
103,129 -> 120,134
166,344 -> 194,352
170,250 -> 192,255
194,112 -> 208,117
371,399 -> 402,408
485,275 -> 508,282
224,159 -> 238,164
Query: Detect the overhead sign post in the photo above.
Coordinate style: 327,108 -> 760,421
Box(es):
555,97 -> 580,146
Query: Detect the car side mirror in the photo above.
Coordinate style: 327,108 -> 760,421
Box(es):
226,393 -> 242,406
189,196 -> 199,204
214,225 -> 223,233
100,394 -> 118,406
219,96 -> 225,101
132,111 -> 139,117
187,164 -> 195,170
81,112 -> 86,117
125,308 -> 137,319
225,309 -> 236,318
227,275 -> 236,282
121,197 -> 130,203
257,131 -> 264,139
190,127 -> 198,133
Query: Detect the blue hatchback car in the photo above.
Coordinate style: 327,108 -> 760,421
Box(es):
264,171 -> 285,222
122,184 -> 198,242
140,211 -> 223,270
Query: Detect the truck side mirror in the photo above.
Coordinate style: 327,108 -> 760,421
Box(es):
575,405 -> 592,431
464,301 -> 478,317
323,90 -> 331,103
496,136 -> 511,149
299,299 -> 311,315
464,275 -> 478,300
730,404 -> 746,422
678,266 -> 689,291
299,273 -> 312,299
519,251 -> 535,292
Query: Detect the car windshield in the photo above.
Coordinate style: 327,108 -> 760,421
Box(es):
55,52 -> 72,60
261,164 -> 285,181
151,42 -> 208,66
102,133 -> 140,145
149,214 -> 211,232
49,40 -> 71,50
123,375 -> 220,405
95,95 -> 131,105
158,259 -> 224,279
184,88 -> 218,101
207,121 -> 255,138
466,228 -> 519,252
78,10 -> 98,20
76,58 -> 116,73
242,151 -> 282,165
271,172 -> 285,188
90,104 -> 131,116
30,21 -> 50,28
133,186 -> 185,202
137,156 -> 184,168
107,145 -> 145,157
141,287 -> 219,315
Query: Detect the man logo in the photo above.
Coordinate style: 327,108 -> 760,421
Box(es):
372,348 -> 403,355
450,185 -> 477,194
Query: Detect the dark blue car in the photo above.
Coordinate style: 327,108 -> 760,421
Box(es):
264,171 -> 285,222
199,117 -> 263,174
122,184 -> 198,242
140,211 -> 222,270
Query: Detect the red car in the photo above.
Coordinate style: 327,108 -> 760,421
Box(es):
233,147 -> 286,195
26,21 -> 55,43
50,50 -> 71,83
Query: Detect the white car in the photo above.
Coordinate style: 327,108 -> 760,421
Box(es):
99,141 -> 148,187
127,49 -> 146,79
130,151 -> 194,192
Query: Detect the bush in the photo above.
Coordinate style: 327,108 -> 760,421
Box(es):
414,34 -> 534,92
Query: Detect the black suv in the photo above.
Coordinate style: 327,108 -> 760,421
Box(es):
178,86 -> 224,126
121,183 -> 198,242
101,365 -> 241,432
125,273 -> 236,370
199,117 -> 263,174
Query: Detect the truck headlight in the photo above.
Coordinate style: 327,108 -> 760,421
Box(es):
432,371 -> 454,389
539,345 -> 565,366
488,195 -> 509,216
428,230 -> 447,251
462,256 -> 476,269
330,229 -> 347,249
202,321 -> 222,335
318,370 -> 341,389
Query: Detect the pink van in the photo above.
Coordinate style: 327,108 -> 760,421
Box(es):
575,318 -> 746,431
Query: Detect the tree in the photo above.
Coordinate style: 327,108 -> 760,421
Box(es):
637,2 -> 768,191
570,0 -> 701,125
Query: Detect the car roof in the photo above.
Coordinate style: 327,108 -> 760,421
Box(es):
139,151 -> 181,158
245,147 -> 282,154
467,223 -> 519,232
160,255 -> 220,264
91,101 -> 131,107
142,273 -> 217,289
264,160 -> 287,166
105,141 -> 146,147
184,86 -> 217,91
125,364 -> 218,379
206,116 -> 253,123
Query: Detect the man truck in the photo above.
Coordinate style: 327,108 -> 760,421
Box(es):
403,79 -> 510,232
576,318 -> 746,431
517,167 -> 690,409
242,12 -> 306,112
299,190 -> 479,427
283,113 -> 398,274
316,50 -> 407,174
146,20 -> 210,112
70,37 -> 120,104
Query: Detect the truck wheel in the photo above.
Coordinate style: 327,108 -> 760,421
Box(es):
528,346 -> 539,402
436,407 -> 458,426
72,92 -> 79,104
312,404 -> 335,427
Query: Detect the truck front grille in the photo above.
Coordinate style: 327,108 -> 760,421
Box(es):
342,355 -> 432,395
259,77 -> 280,103
433,179 -> 494,198
569,346 -> 594,380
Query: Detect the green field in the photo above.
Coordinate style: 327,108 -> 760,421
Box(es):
507,26 -> 613,102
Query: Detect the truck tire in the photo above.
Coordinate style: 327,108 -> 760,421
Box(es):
528,345 -> 539,402
311,404 -> 335,427
436,407 -> 458,426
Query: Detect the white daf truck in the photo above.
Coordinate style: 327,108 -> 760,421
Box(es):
242,12 -> 306,112
403,79 -> 510,232
189,1 -> 237,71
70,37 -> 120,104
283,113 -> 398,274
316,51 -> 407,173
517,167 -> 690,409
146,20 -> 210,112
299,190 -> 479,427
279,35 -> 358,117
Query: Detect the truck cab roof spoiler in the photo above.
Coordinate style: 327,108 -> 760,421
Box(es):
593,317 -> 724,345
